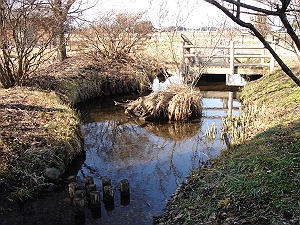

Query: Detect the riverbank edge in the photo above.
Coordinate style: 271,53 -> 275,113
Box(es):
154,69 -> 300,224
0,57 -> 151,207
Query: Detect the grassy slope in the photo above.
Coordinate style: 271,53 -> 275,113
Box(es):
155,69 -> 300,224
0,57 -> 149,204
0,87 -> 83,200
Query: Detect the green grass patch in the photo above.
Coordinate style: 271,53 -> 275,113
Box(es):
157,70 -> 300,224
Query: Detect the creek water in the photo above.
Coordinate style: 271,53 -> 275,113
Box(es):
0,79 -> 241,225
73,80 -> 241,224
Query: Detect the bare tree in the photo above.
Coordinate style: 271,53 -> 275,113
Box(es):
46,0 -> 75,61
78,11 -> 153,62
46,0 -> 97,62
204,0 -> 300,86
0,0 -> 54,88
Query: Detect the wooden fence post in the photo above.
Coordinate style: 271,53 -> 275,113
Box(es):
230,41 -> 235,75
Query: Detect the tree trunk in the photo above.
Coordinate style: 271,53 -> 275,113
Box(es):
56,27 -> 67,61
53,0 -> 67,62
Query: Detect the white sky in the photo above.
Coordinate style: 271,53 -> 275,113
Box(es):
84,0 -> 231,29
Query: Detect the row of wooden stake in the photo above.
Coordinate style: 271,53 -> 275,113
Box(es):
67,175 -> 130,216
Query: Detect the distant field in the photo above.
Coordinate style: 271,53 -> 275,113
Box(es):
64,30 -> 298,72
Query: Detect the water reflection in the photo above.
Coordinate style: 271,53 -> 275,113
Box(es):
77,92 -> 238,224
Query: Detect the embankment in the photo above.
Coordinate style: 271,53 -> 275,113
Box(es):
0,56 -> 152,203
154,68 -> 300,224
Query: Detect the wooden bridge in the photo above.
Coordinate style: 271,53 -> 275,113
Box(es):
180,34 -> 275,85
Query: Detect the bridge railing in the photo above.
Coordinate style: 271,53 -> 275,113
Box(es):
181,38 -> 275,75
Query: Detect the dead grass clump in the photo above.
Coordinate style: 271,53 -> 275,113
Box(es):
125,84 -> 202,121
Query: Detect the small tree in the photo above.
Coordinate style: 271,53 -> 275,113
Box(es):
204,0 -> 300,86
79,11 -> 153,62
48,0 -> 75,61
0,0 -> 54,88
45,0 -> 97,62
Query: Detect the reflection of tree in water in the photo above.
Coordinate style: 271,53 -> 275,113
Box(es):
81,118 -> 212,196
82,120 -> 153,164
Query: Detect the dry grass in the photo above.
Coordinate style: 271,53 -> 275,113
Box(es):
125,84 -> 202,121
0,87 -> 82,199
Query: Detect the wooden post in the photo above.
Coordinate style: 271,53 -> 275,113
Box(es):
229,41 -> 235,76
90,191 -> 101,208
180,34 -> 193,77
103,185 -> 114,202
74,190 -> 85,199
67,175 -> 77,183
102,177 -> 111,190
73,198 -> 85,216
68,182 -> 78,197
84,176 -> 94,188
104,201 -> 115,212
121,195 -> 130,206
228,92 -> 233,117
120,179 -> 130,197
91,208 -> 101,219
86,184 -> 96,200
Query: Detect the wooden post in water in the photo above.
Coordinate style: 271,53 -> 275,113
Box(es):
86,184 -> 96,200
91,208 -> 102,219
73,198 -> 85,216
102,177 -> 112,189
90,191 -> 101,208
120,179 -> 130,197
104,200 -> 115,212
84,176 -> 94,187
68,182 -> 78,197
67,175 -> 78,183
228,92 -> 233,117
103,185 -> 114,202
74,190 -> 85,199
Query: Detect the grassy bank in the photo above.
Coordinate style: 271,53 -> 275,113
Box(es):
26,56 -> 151,106
0,56 -> 150,205
0,87 -> 83,202
154,69 -> 300,224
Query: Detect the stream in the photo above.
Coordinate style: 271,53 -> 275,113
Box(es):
0,79 -> 241,225
74,80 -> 241,224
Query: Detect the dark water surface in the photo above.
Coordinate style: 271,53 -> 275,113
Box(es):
74,82 -> 241,224
1,81 -> 241,225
